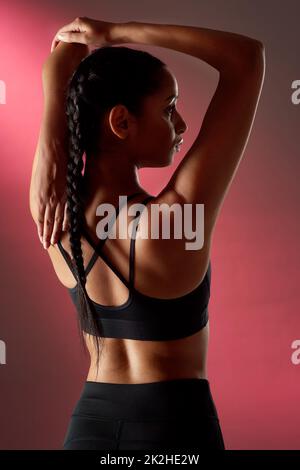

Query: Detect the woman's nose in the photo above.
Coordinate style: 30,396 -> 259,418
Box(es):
176,114 -> 188,134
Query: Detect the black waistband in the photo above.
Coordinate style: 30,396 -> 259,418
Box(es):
72,378 -> 219,421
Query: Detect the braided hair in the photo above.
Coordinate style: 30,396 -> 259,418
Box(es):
64,46 -> 166,377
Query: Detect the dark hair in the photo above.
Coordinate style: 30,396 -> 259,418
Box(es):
64,46 -> 166,376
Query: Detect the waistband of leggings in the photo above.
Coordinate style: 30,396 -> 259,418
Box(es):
74,378 -> 218,420
84,377 -> 210,390
81,378 -> 212,409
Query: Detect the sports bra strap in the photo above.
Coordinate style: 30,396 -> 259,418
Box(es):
129,195 -> 155,286
57,192 -> 154,291
82,191 -> 143,276
82,194 -> 154,290
80,227 -> 133,290
56,240 -> 78,282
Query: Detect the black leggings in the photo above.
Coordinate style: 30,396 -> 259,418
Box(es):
62,378 -> 225,450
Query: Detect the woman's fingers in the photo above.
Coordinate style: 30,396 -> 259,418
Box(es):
50,37 -> 60,52
50,17 -> 87,52
36,206 -> 46,245
62,202 -> 70,232
51,201 -> 65,245
57,31 -> 89,45
35,201 -> 68,248
42,203 -> 56,249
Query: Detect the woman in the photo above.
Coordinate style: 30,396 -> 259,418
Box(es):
29,17 -> 265,450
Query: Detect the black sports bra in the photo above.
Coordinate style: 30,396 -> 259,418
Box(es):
57,192 -> 211,341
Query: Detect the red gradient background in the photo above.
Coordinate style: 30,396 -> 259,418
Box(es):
0,0 -> 300,450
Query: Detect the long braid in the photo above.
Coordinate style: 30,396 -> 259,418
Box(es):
66,72 -> 103,375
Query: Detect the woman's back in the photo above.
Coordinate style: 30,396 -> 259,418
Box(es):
47,188 -> 211,383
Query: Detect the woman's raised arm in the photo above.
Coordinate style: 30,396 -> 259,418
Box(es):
29,42 -> 89,248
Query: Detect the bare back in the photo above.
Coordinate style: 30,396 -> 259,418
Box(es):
47,189 -> 210,383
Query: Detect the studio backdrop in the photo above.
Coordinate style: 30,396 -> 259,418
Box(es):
0,0 -> 299,450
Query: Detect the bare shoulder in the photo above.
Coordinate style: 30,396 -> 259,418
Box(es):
135,188 -> 211,298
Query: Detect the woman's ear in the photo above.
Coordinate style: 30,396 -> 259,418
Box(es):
108,105 -> 130,139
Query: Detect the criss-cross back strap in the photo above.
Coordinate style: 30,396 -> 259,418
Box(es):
56,191 -> 143,284
80,192 -> 144,277
82,194 -> 154,290
57,240 -> 78,282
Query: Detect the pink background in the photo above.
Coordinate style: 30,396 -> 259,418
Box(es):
0,0 -> 299,450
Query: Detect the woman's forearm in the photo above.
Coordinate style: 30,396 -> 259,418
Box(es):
110,22 -> 263,77
30,43 -> 89,216
31,42 -> 89,173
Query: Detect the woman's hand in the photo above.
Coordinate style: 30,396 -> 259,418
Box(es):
30,95 -> 70,249
50,17 -> 117,52
30,141 -> 69,249
30,72 -> 72,250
